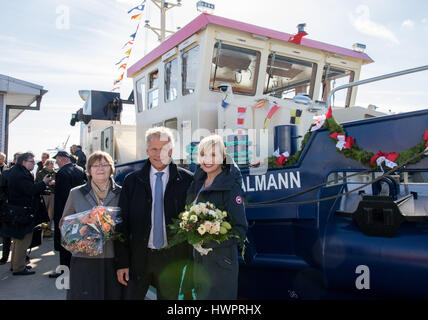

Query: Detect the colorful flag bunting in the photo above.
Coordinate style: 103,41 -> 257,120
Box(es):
115,56 -> 129,65
114,73 -> 124,85
111,87 -> 121,92
128,4 -> 145,14
263,102 -> 280,129
290,109 -> 302,124
125,48 -> 132,56
119,63 -> 127,70
252,99 -> 267,109
237,107 -> 247,127
122,40 -> 134,49
131,13 -> 142,20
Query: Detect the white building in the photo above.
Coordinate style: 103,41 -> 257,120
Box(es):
0,74 -> 47,159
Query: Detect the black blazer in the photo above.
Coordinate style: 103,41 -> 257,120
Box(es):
53,162 -> 86,250
114,159 -> 193,277
0,164 -> 47,239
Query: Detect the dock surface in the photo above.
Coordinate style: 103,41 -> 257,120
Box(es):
0,236 -> 66,300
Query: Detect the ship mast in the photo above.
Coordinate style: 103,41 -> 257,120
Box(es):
145,0 -> 182,42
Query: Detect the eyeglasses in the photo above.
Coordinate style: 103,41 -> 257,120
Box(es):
92,164 -> 110,169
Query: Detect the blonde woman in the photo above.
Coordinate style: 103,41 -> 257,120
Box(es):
185,135 -> 248,300
60,151 -> 122,299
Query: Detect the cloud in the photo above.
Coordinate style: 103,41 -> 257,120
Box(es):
349,5 -> 399,45
401,19 -> 415,29
422,18 -> 428,24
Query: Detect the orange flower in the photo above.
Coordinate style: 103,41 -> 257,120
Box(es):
79,226 -> 88,236
102,223 -> 111,232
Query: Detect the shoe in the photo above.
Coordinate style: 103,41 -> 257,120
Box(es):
0,259 -> 7,265
10,265 -> 32,271
13,269 -> 35,276
48,272 -> 62,278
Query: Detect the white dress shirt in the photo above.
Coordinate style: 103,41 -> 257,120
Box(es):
148,165 -> 169,249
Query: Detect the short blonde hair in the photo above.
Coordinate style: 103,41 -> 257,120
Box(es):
145,127 -> 174,148
198,135 -> 226,163
86,151 -> 115,178
44,159 -> 55,168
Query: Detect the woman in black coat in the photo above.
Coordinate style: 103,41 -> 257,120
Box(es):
185,135 -> 248,300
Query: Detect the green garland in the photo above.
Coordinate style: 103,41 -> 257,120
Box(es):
268,115 -> 427,169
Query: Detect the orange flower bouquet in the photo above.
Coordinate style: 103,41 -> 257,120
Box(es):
61,206 -> 123,256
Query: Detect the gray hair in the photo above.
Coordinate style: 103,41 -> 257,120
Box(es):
145,127 -> 174,148
17,152 -> 35,165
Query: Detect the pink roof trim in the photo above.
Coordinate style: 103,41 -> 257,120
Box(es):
128,13 -> 373,78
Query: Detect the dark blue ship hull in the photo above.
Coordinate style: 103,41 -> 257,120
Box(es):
115,109 -> 428,299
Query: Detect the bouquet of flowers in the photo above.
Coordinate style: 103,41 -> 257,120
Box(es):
168,202 -> 239,256
61,206 -> 123,256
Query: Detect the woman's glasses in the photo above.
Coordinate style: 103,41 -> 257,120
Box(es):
92,164 -> 110,169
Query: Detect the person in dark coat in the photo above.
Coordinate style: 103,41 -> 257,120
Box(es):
60,151 -> 123,300
36,152 -> 50,175
71,145 -> 87,170
0,152 -> 22,265
185,135 -> 248,300
50,151 -> 86,278
0,152 -> 6,173
1,152 -> 53,275
114,127 -> 194,300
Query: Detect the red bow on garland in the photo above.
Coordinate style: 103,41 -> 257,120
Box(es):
273,149 -> 289,166
329,132 -> 354,150
370,151 -> 399,168
423,130 -> 428,147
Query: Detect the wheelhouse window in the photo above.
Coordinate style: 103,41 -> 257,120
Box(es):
164,58 -> 178,102
136,77 -> 146,113
264,54 -> 317,99
148,70 -> 159,109
319,65 -> 355,107
210,42 -> 260,95
182,45 -> 199,95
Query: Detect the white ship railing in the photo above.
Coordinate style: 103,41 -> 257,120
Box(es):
326,65 -> 428,109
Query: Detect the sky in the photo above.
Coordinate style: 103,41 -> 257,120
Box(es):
1,0 -> 427,161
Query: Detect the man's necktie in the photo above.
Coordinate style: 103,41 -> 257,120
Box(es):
153,172 -> 164,249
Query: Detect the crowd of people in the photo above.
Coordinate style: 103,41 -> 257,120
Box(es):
0,128 -> 248,300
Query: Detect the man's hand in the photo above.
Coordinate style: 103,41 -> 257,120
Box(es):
117,268 -> 129,286
43,174 -> 53,185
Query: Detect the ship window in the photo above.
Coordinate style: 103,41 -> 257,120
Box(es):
319,65 -> 355,107
165,58 -> 178,102
136,77 -> 146,113
210,42 -> 260,95
326,171 -> 385,186
264,54 -> 317,99
148,70 -> 159,109
401,172 -> 428,184
182,45 -> 199,95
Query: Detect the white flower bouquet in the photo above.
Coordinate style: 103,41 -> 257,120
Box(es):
168,202 -> 238,255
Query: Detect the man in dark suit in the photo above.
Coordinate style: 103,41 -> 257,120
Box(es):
1,152 -> 53,275
0,152 -> 22,265
49,151 -> 86,278
115,127 -> 193,300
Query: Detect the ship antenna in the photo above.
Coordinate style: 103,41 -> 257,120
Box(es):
145,0 -> 182,42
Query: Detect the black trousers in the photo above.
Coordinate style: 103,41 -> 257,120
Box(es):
124,248 -> 186,300
1,236 -> 11,260
59,245 -> 71,268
